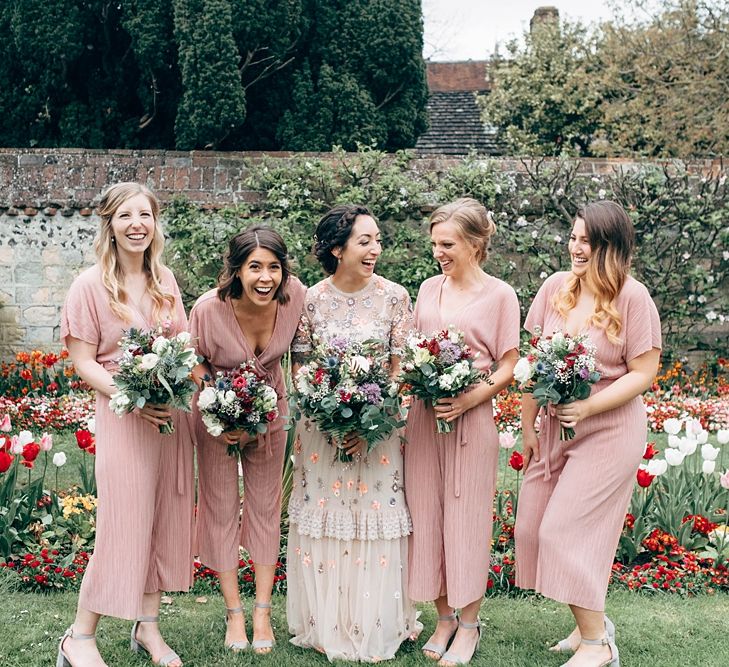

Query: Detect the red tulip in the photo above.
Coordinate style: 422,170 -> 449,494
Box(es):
636,467 -> 655,488
509,451 -> 524,471
22,442 -> 41,462
75,429 -> 94,450
643,442 -> 659,460
0,450 -> 13,473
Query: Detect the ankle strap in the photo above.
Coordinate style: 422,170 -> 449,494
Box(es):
226,606 -> 244,615
66,626 -> 95,641
581,636 -> 609,647
136,616 -> 159,623
459,618 -> 481,629
438,612 -> 457,621
254,601 -> 272,609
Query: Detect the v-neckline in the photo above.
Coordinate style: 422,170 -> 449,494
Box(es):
436,274 -> 489,325
229,297 -> 279,359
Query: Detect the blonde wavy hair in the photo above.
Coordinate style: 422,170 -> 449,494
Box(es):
429,197 -> 497,264
553,201 -> 635,344
93,182 -> 175,322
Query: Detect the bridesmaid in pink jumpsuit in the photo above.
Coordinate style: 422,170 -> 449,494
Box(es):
58,183 -> 194,667
404,198 -> 520,666
515,201 -> 661,667
190,227 -> 305,654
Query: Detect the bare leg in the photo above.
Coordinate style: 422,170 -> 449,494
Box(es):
133,591 -> 182,667
251,563 -> 275,654
438,597 -> 482,667
422,595 -> 458,660
60,606 -> 107,667
561,606 -> 612,667
218,568 -> 248,648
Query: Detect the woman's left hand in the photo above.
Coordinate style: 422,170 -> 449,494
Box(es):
434,392 -> 475,423
554,399 -> 592,429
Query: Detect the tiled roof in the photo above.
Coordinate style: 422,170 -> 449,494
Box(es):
415,90 -> 503,156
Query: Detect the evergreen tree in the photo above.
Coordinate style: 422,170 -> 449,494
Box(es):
173,0 -> 246,149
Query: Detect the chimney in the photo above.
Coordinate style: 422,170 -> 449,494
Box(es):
530,6 -> 560,33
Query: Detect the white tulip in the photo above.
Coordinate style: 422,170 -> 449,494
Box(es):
717,429 -> 729,445
86,417 -> 96,435
499,431 -> 517,449
685,418 -> 703,436
696,430 -> 708,444
176,331 -> 192,346
151,337 -> 170,355
678,438 -> 697,456
139,353 -> 160,370
665,448 -> 687,466
701,444 -> 720,461
702,459 -> 716,475
646,459 -> 668,476
663,418 -> 682,435
667,434 -> 681,448
52,452 -> 67,467
18,430 -> 34,446
513,357 -> 533,384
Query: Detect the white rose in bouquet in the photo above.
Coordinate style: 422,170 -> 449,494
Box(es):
151,337 -> 170,354
176,331 -> 192,346
513,357 -> 533,384
139,353 -> 160,370
347,355 -> 371,375
197,386 -> 218,411
202,413 -> 225,437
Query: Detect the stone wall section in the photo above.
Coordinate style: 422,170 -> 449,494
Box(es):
0,149 -> 725,359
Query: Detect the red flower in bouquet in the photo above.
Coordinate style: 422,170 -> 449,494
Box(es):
643,442 -> 659,460
509,451 -> 524,471
636,467 -> 655,488
75,429 -> 94,450
0,450 -> 13,473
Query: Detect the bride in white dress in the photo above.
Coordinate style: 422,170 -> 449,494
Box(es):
287,204 -> 421,662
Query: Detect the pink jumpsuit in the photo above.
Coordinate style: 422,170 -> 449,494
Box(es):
404,274 -> 520,608
190,279 -> 306,569
515,271 -> 661,611
60,265 -> 195,620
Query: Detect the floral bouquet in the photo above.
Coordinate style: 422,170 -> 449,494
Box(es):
398,328 -> 484,433
197,360 -> 279,456
513,326 -> 600,440
289,336 -> 404,462
109,325 -> 199,434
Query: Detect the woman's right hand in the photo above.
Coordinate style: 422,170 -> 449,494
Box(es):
137,403 -> 172,428
521,427 -> 540,471
222,430 -> 256,447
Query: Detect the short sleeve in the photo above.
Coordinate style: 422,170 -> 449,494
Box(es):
524,272 -> 561,334
623,281 -> 662,362
60,275 -> 101,346
291,308 -> 314,363
490,285 -> 521,361
188,302 -> 211,363
389,289 -> 414,356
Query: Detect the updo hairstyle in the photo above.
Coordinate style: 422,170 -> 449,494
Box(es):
313,204 -> 375,274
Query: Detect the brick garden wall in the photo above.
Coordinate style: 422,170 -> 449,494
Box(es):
0,148 -> 724,359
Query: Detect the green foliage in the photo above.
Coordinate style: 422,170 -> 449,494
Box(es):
164,148 -> 728,357
481,1 -> 729,158
173,0 -> 247,149
0,0 -> 427,150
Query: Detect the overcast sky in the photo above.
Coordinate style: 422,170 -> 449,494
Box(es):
423,0 -> 616,61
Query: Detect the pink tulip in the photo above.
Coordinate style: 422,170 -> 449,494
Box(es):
0,414 -> 11,432
720,470 -> 729,490
40,432 -> 53,452
499,431 -> 517,449
10,435 -> 23,455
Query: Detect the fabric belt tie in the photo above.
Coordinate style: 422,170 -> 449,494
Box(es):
176,412 -> 193,495
453,412 -> 468,498
540,405 -> 557,482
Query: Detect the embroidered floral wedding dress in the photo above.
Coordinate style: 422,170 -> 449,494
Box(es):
286,275 -> 421,662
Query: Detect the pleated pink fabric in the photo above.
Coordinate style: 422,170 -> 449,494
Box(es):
515,271 -> 661,611
404,274 -> 520,608
60,265 -> 195,620
190,278 -> 306,569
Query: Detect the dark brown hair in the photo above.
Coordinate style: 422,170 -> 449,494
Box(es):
217,226 -> 291,304
314,204 -> 375,274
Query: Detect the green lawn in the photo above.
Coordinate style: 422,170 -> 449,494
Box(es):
1,588 -> 727,666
